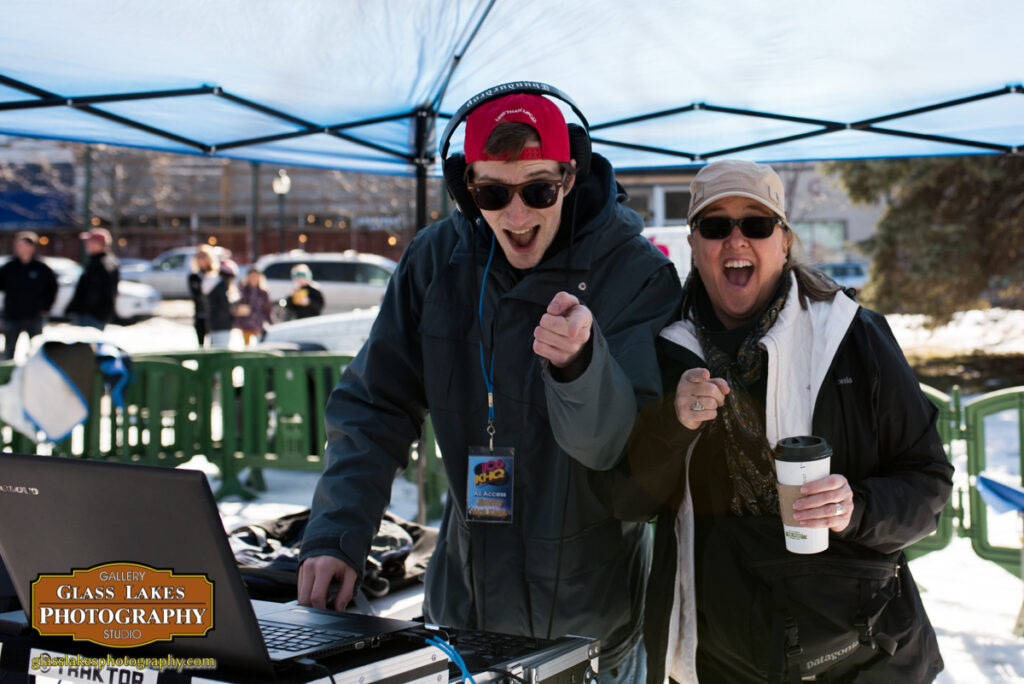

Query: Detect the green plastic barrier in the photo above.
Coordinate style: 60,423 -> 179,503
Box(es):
906,384 -> 959,560
405,416 -> 447,523
195,352 -> 352,500
133,349 -> 284,464
110,357 -> 201,466
963,386 -> 1024,577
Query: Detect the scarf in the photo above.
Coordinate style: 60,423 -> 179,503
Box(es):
694,274 -> 791,516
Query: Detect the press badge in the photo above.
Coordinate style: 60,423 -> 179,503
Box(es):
466,446 -> 514,523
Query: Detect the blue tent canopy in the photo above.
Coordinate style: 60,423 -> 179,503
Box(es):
1,0 -> 1022,175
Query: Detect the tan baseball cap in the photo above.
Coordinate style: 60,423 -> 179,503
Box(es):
688,160 -> 788,224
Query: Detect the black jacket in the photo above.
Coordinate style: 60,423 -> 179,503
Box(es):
301,154 -> 682,668
284,283 -> 324,319
0,258 -> 58,320
608,294 -> 953,683
207,278 -> 235,331
67,252 -> 119,322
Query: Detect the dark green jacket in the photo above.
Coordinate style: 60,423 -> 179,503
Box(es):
301,154 -> 681,667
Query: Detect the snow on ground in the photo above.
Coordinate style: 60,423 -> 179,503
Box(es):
887,307 -> 1024,357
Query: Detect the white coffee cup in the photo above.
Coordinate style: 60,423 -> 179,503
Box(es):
775,435 -> 832,554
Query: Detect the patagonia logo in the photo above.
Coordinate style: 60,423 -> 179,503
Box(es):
838,376 -> 853,385
803,640 -> 860,670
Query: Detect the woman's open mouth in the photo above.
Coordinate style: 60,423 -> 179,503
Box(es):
723,259 -> 754,287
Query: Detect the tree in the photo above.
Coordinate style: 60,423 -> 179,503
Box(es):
823,156 -> 1024,322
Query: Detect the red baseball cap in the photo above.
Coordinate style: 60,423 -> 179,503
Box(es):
464,94 -> 570,163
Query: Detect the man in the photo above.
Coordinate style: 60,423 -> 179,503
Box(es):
298,87 -> 681,681
66,227 -> 119,330
0,231 -> 58,359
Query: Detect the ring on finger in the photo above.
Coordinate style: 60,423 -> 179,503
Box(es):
835,502 -> 844,516
690,398 -> 704,412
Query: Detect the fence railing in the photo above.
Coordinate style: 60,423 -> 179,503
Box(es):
0,350 -> 448,520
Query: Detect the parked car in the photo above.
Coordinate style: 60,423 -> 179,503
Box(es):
0,256 -> 162,322
116,257 -> 151,274
261,308 -> 379,353
120,246 -> 232,299
252,250 -> 397,315
817,261 -> 869,292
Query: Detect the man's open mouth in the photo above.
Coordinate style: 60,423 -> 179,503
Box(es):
506,226 -> 539,250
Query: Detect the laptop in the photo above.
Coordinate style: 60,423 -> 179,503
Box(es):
0,452 -> 422,680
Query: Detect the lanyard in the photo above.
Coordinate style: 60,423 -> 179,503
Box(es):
477,234 -> 497,451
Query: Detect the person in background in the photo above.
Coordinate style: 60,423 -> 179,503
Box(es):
188,244 -> 220,347
283,263 -> 324,319
233,267 -> 274,345
207,259 -> 239,348
0,231 -> 58,360
66,227 -> 119,330
611,160 -> 952,683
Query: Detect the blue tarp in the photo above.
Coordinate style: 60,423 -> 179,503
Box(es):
1,1 -> 1022,173
978,475 -> 1024,515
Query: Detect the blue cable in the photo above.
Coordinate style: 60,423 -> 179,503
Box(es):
478,234 -> 497,425
426,636 -> 477,684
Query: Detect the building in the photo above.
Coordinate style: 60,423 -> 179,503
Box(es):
1,137 -> 881,265
0,136 -> 445,263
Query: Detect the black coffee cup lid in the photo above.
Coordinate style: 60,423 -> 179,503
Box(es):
775,435 -> 832,462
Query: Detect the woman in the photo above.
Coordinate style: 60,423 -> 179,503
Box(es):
188,245 -> 220,347
620,160 -> 953,683
283,263 -> 324,319
207,259 -> 239,348
233,267 -> 274,345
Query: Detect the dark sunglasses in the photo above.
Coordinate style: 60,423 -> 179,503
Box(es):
467,173 -> 569,211
692,216 -> 783,240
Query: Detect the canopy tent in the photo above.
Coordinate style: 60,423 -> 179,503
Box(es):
2,0 -> 1022,174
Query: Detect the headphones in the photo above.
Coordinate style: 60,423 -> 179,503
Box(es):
439,81 -> 593,221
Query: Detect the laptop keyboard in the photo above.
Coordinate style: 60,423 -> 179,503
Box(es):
258,619 -> 357,653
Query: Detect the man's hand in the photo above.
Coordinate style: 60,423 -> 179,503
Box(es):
674,368 -> 730,430
533,291 -> 593,369
297,555 -> 358,612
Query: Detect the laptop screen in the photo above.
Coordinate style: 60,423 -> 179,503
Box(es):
0,452 -> 276,679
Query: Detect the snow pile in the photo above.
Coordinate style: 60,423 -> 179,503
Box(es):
887,308 -> 1024,357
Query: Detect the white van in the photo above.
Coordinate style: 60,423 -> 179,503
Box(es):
641,226 -> 691,281
253,250 -> 397,315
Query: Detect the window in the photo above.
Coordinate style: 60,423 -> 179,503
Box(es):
312,262 -> 355,283
263,262 -> 297,280
159,254 -> 188,270
354,264 -> 389,285
664,190 -> 690,225
791,220 -> 847,263
623,189 -> 652,222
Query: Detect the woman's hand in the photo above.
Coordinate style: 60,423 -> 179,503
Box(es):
674,368 -> 730,430
791,474 -> 854,532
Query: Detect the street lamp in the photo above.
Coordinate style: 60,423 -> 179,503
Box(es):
272,169 -> 291,254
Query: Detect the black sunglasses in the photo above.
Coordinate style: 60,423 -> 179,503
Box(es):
692,216 -> 783,240
467,173 -> 569,211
